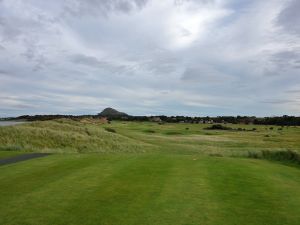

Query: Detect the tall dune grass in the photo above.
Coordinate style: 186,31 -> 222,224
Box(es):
247,150 -> 300,165
0,119 -> 152,153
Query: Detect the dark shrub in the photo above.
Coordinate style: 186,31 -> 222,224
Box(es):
104,127 -> 116,133
144,129 -> 155,133
209,153 -> 223,157
185,127 -> 189,130
165,131 -> 182,135
252,128 -> 257,131
269,127 -> 274,130
204,124 -> 232,130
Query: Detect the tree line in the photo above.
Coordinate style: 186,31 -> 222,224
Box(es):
4,114 -> 299,126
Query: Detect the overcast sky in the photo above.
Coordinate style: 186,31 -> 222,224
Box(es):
0,0 -> 299,117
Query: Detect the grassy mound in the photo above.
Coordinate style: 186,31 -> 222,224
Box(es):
0,119 -> 151,153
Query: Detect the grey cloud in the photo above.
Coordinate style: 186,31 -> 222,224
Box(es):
20,42 -> 49,71
260,99 -> 298,104
0,17 -> 22,41
181,65 -> 232,83
277,0 -> 300,36
0,95 -> 36,110
33,55 -> 48,71
136,50 -> 180,75
0,14 -> 50,42
267,49 -> 300,72
174,0 -> 215,6
69,54 -> 133,75
70,54 -> 107,68
0,69 -> 9,74
0,2 -> 58,72
178,27 -> 192,37
63,0 -> 149,17
285,89 -> 300,94
272,51 -> 299,61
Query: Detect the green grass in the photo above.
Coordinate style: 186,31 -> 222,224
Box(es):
0,150 -> 25,159
1,120 -> 300,225
1,154 -> 300,225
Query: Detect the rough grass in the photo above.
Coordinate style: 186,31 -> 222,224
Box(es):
109,121 -> 300,156
1,120 -> 300,156
248,150 -> 300,165
0,119 -> 152,153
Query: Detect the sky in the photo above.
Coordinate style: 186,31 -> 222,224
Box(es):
0,0 -> 299,117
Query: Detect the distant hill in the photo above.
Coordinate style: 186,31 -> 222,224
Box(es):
98,108 -> 128,117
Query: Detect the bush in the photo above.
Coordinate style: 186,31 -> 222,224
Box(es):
204,124 -> 232,130
104,127 -> 116,133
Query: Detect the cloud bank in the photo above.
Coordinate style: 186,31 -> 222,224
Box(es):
0,0 -> 299,116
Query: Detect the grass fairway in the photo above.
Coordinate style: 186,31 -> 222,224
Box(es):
1,154 -> 300,225
0,120 -> 300,225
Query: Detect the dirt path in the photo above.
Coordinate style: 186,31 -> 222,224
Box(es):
0,153 -> 51,166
